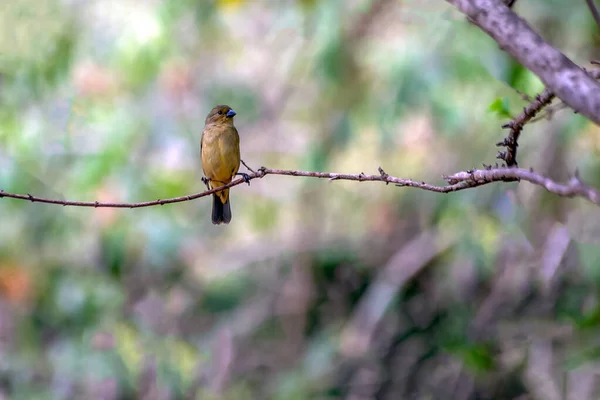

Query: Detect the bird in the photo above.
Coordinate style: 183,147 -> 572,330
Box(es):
200,105 -> 241,225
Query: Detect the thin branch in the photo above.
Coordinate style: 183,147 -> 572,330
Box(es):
447,0 -> 600,125
497,68 -> 600,166
0,166 -> 598,208
586,0 -> 600,30
240,159 -> 256,173
444,168 -> 600,204
497,88 -> 555,167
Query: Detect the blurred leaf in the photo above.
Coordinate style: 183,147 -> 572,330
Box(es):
202,272 -> 253,313
115,323 -> 144,380
574,305 -> 600,330
249,198 -> 279,230
316,37 -> 350,85
305,143 -> 329,171
0,0 -> 76,96
578,242 -> 600,285
216,0 -> 246,9
488,97 -> 512,119
116,12 -> 169,90
565,345 -> 600,369
503,60 -> 543,95
391,65 -> 429,114
459,344 -> 495,373
297,0 -> 318,12
556,283 -> 590,323
100,226 -> 128,278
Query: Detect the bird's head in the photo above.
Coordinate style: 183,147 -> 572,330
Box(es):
205,105 -> 236,125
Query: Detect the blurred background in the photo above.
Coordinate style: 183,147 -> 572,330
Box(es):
1,0 -> 600,398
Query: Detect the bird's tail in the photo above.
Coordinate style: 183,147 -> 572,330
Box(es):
211,189 -> 231,225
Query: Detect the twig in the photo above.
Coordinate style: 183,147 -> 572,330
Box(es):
240,159 -> 256,173
496,89 -> 555,167
497,69 -> 600,167
0,166 -> 598,208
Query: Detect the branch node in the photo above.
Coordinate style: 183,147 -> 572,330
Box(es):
378,167 -> 390,184
570,169 -> 583,187
94,201 -> 99,208
27,194 -> 34,202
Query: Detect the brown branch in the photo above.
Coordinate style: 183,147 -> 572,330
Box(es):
0,166 -> 599,208
446,0 -> 600,125
497,68 -> 600,167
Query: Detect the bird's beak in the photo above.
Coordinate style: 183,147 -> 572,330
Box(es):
226,109 -> 236,118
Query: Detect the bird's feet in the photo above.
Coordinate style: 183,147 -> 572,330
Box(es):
201,176 -> 210,189
236,173 -> 251,185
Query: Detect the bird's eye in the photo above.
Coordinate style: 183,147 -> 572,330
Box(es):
217,110 -> 223,115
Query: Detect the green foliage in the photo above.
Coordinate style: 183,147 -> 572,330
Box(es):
503,60 -> 544,95
578,242 -> 600,286
0,0 -> 76,97
488,97 -> 512,119
202,272 -> 253,313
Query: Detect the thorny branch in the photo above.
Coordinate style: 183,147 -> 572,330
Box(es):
447,0 -> 600,168
497,69 -> 600,167
446,0 -> 600,125
0,166 -> 598,208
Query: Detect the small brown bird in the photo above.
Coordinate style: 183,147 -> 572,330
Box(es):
201,105 -> 241,224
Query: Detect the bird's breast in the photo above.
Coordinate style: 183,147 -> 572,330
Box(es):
201,125 -> 240,182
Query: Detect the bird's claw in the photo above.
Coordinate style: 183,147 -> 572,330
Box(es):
237,172 -> 251,185
201,176 -> 210,189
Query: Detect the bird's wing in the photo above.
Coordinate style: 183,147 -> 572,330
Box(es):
232,126 -> 241,176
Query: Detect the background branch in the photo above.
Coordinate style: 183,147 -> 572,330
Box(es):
1,166 -> 598,208
585,0 -> 600,29
446,0 -> 600,125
